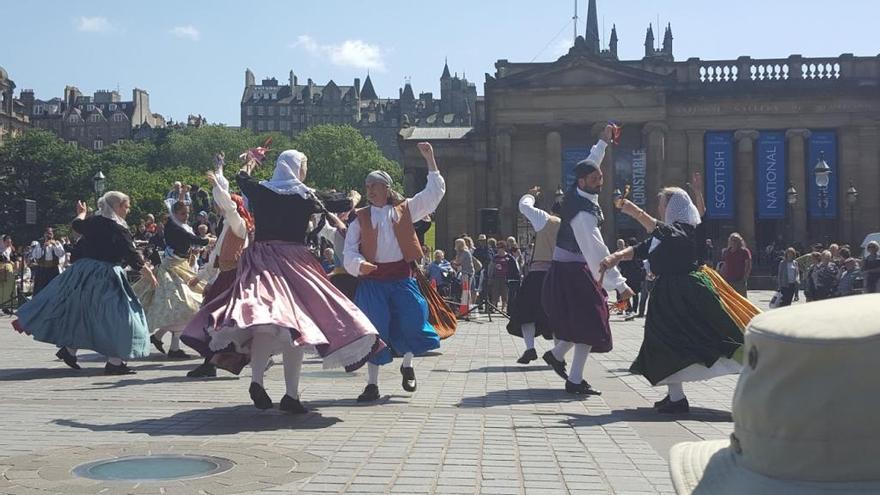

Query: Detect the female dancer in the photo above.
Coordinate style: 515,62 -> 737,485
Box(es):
601,188 -> 747,413
13,193 -> 156,374
191,149 -> 382,413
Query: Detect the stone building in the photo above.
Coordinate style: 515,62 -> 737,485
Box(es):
400,0 -> 880,256
0,66 -> 30,145
21,86 -> 165,150
240,63 -> 482,163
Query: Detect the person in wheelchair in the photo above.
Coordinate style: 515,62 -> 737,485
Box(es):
427,250 -> 454,298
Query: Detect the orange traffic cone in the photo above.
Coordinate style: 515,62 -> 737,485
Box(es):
459,277 -> 470,315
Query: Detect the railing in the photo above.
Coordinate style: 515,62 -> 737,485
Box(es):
686,54 -> 859,85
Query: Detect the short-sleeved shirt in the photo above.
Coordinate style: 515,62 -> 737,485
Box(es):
722,247 -> 752,282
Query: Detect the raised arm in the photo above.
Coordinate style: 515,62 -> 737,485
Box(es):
687,171 -> 707,217
207,172 -> 247,239
406,142 -> 446,222
518,188 -> 552,232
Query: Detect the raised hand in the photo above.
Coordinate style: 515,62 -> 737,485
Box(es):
75,200 -> 88,216
417,142 -> 434,160
527,186 -> 541,197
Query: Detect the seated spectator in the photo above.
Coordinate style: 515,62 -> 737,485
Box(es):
321,248 -> 336,274
836,258 -> 861,297
166,181 -> 192,204
807,250 -> 839,301
427,250 -> 454,291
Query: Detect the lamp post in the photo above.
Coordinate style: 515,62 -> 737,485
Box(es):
92,170 -> 106,207
786,183 -> 798,246
813,152 -> 832,245
846,182 -> 859,248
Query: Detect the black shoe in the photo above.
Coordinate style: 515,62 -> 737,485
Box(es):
357,384 -> 380,403
55,348 -> 81,370
400,365 -> 417,392
150,334 -> 166,354
654,395 -> 671,408
186,361 -> 217,378
656,397 -> 689,414
167,349 -> 192,359
517,348 -> 538,365
580,380 -> 601,395
279,395 -> 308,414
565,380 -> 599,395
543,351 -> 568,380
104,362 -> 136,375
249,382 -> 273,410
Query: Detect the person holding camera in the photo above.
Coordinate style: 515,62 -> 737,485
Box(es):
30,227 -> 66,295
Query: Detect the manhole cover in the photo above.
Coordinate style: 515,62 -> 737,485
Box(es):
73,454 -> 234,482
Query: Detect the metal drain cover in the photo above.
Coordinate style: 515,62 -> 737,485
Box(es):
73,454 -> 234,482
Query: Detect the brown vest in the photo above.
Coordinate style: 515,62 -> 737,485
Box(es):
216,231 -> 247,272
532,216 -> 561,263
356,201 -> 422,263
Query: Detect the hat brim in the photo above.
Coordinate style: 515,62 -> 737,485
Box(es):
670,440 -> 880,495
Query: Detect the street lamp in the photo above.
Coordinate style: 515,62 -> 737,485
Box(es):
847,182 -> 859,247
92,170 -> 106,206
813,152 -> 832,244
786,183 -> 797,245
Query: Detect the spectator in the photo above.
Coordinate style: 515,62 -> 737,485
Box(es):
720,232 -> 752,297
487,240 -> 519,312
807,250 -> 839,301
505,237 -> 524,302
191,185 -> 211,215
836,258 -> 861,297
427,250 -> 453,294
451,238 -> 475,296
414,214 -> 432,247
1,234 -> 15,261
462,236 -> 475,253
166,182 -> 192,204
703,239 -> 715,267
862,241 -> 880,293
776,247 -> 800,307
134,222 -> 149,242
194,211 -> 212,235
321,248 -> 336,274
829,243 -> 841,265
419,244 -> 432,274
144,214 -> 157,234
0,252 -> 14,313
618,237 -> 645,316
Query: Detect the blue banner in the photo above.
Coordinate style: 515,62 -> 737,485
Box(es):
562,147 -> 590,190
756,131 -> 786,219
807,131 -> 838,219
704,132 -> 735,219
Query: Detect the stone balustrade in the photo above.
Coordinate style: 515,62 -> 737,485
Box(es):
667,54 -> 878,86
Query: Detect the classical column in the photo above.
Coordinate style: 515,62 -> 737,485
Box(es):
838,128 -> 859,246
664,130 -> 688,187
858,126 -> 880,241
685,129 -> 705,186
785,129 -> 810,244
643,122 -> 668,213
734,130 -> 759,250
545,128 -> 562,199
495,127 -> 514,235
591,122 -> 615,245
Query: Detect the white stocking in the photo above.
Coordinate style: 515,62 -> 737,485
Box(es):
249,331 -> 275,386
521,323 -> 536,350
281,346 -> 304,399
367,363 -> 380,386
551,340 -> 574,361
401,352 -> 414,368
567,344 -> 591,384
667,383 -> 686,401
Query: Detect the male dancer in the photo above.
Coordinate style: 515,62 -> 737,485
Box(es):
343,142 -> 446,402
507,186 -> 561,364
542,124 -> 633,395
30,227 -> 65,295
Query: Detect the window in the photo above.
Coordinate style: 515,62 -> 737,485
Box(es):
280,107 -> 288,116
246,120 -> 254,129
267,121 -> 275,131
68,141 -> 78,147
268,106 -> 275,116
93,139 -> 103,151
113,113 -> 126,122
109,104 -> 117,111
67,115 -> 79,123
257,106 -> 264,116
256,120 -> 264,131
246,106 -> 254,116
116,139 -> 125,144
89,114 -> 102,123
86,104 -> 94,111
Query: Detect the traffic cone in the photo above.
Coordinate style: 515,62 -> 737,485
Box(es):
430,278 -> 437,290
459,277 -> 470,315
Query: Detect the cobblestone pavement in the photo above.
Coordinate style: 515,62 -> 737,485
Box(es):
0,291 -> 780,494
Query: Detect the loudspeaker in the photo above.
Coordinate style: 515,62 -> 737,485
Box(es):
23,199 -> 36,225
479,208 -> 499,234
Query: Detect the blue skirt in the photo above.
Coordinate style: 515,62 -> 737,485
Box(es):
354,277 -> 440,365
13,258 -> 150,359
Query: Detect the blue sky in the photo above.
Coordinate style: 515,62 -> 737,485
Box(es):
3,0 -> 878,125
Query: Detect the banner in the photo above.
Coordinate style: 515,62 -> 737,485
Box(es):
704,132 -> 735,219
614,143 -> 647,230
807,131 -> 838,219
562,147 -> 591,190
756,131 -> 786,219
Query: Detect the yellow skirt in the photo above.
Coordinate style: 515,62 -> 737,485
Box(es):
699,265 -> 761,332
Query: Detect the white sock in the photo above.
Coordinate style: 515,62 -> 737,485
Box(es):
169,333 -> 181,352
65,347 -> 78,356
249,332 -> 274,387
667,383 -> 686,401
367,363 -> 380,386
281,346 -> 304,399
107,357 -> 123,366
521,323 -> 536,350
401,352 -> 414,368
551,340 -> 574,361
567,344 -> 591,384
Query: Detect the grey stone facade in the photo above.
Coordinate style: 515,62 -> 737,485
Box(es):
0,66 -> 30,145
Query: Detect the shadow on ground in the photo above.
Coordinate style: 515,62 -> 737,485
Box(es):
457,388 -> 599,408
521,407 -> 732,427
456,365 -> 550,374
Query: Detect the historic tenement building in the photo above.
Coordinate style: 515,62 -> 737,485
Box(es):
21,86 -> 166,150
400,0 -> 880,255
0,66 -> 30,145
240,63 -> 482,163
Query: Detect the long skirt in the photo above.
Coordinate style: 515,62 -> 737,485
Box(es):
187,241 -> 382,374
629,270 -> 747,386
355,276 -> 441,366
507,270 -> 553,340
12,259 -> 149,359
132,254 -> 204,331
541,261 -> 612,352
180,268 -> 237,362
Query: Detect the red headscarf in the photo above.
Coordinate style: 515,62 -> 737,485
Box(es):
231,193 -> 254,233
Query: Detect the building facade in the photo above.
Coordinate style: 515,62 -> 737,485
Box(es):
0,66 -> 30,145
21,86 -> 165,150
401,0 -> 880,256
240,63 -> 482,163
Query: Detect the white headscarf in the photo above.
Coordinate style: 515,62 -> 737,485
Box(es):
260,149 -> 313,198
97,191 -> 130,228
165,198 -> 194,234
650,187 -> 701,252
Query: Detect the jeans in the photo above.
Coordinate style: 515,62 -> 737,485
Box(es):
779,283 -> 798,307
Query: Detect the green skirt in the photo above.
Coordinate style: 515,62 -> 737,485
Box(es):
630,270 -> 744,386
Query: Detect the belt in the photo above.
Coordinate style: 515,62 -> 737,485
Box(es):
37,260 -> 60,268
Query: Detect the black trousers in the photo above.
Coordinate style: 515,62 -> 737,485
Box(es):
779,283 -> 798,307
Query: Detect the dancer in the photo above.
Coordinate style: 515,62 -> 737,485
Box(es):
601,188 -> 747,413
541,124 -> 633,395
343,142 -> 445,402
13,193 -> 156,374
506,186 -> 561,364
30,227 -> 66,295
133,192 -> 208,359
189,149 -> 382,413
320,191 -> 361,300
181,160 -> 253,378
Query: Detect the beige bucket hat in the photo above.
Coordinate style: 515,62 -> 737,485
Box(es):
670,294 -> 880,494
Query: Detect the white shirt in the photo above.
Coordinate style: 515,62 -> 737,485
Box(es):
344,171 -> 446,276
319,221 -> 347,268
518,194 -> 551,232
31,242 -> 65,262
194,183 -> 249,284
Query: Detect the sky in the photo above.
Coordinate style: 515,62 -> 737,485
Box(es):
3,0 -> 879,125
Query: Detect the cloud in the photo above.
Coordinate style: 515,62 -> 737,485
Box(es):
170,25 -> 200,41
292,35 -> 385,71
75,16 -> 113,32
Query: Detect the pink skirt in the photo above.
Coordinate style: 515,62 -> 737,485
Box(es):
184,241 -> 383,373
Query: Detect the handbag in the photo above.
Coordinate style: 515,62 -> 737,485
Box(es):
769,290 -> 783,309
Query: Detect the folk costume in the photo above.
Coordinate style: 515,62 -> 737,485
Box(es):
506,193 -> 561,364
198,150 -> 383,413
343,168 -> 445,402
13,193 -> 149,375
30,239 -> 65,295
541,138 -> 629,395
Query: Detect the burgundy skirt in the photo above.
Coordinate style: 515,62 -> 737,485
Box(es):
541,261 -> 612,352
180,268 -> 238,360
